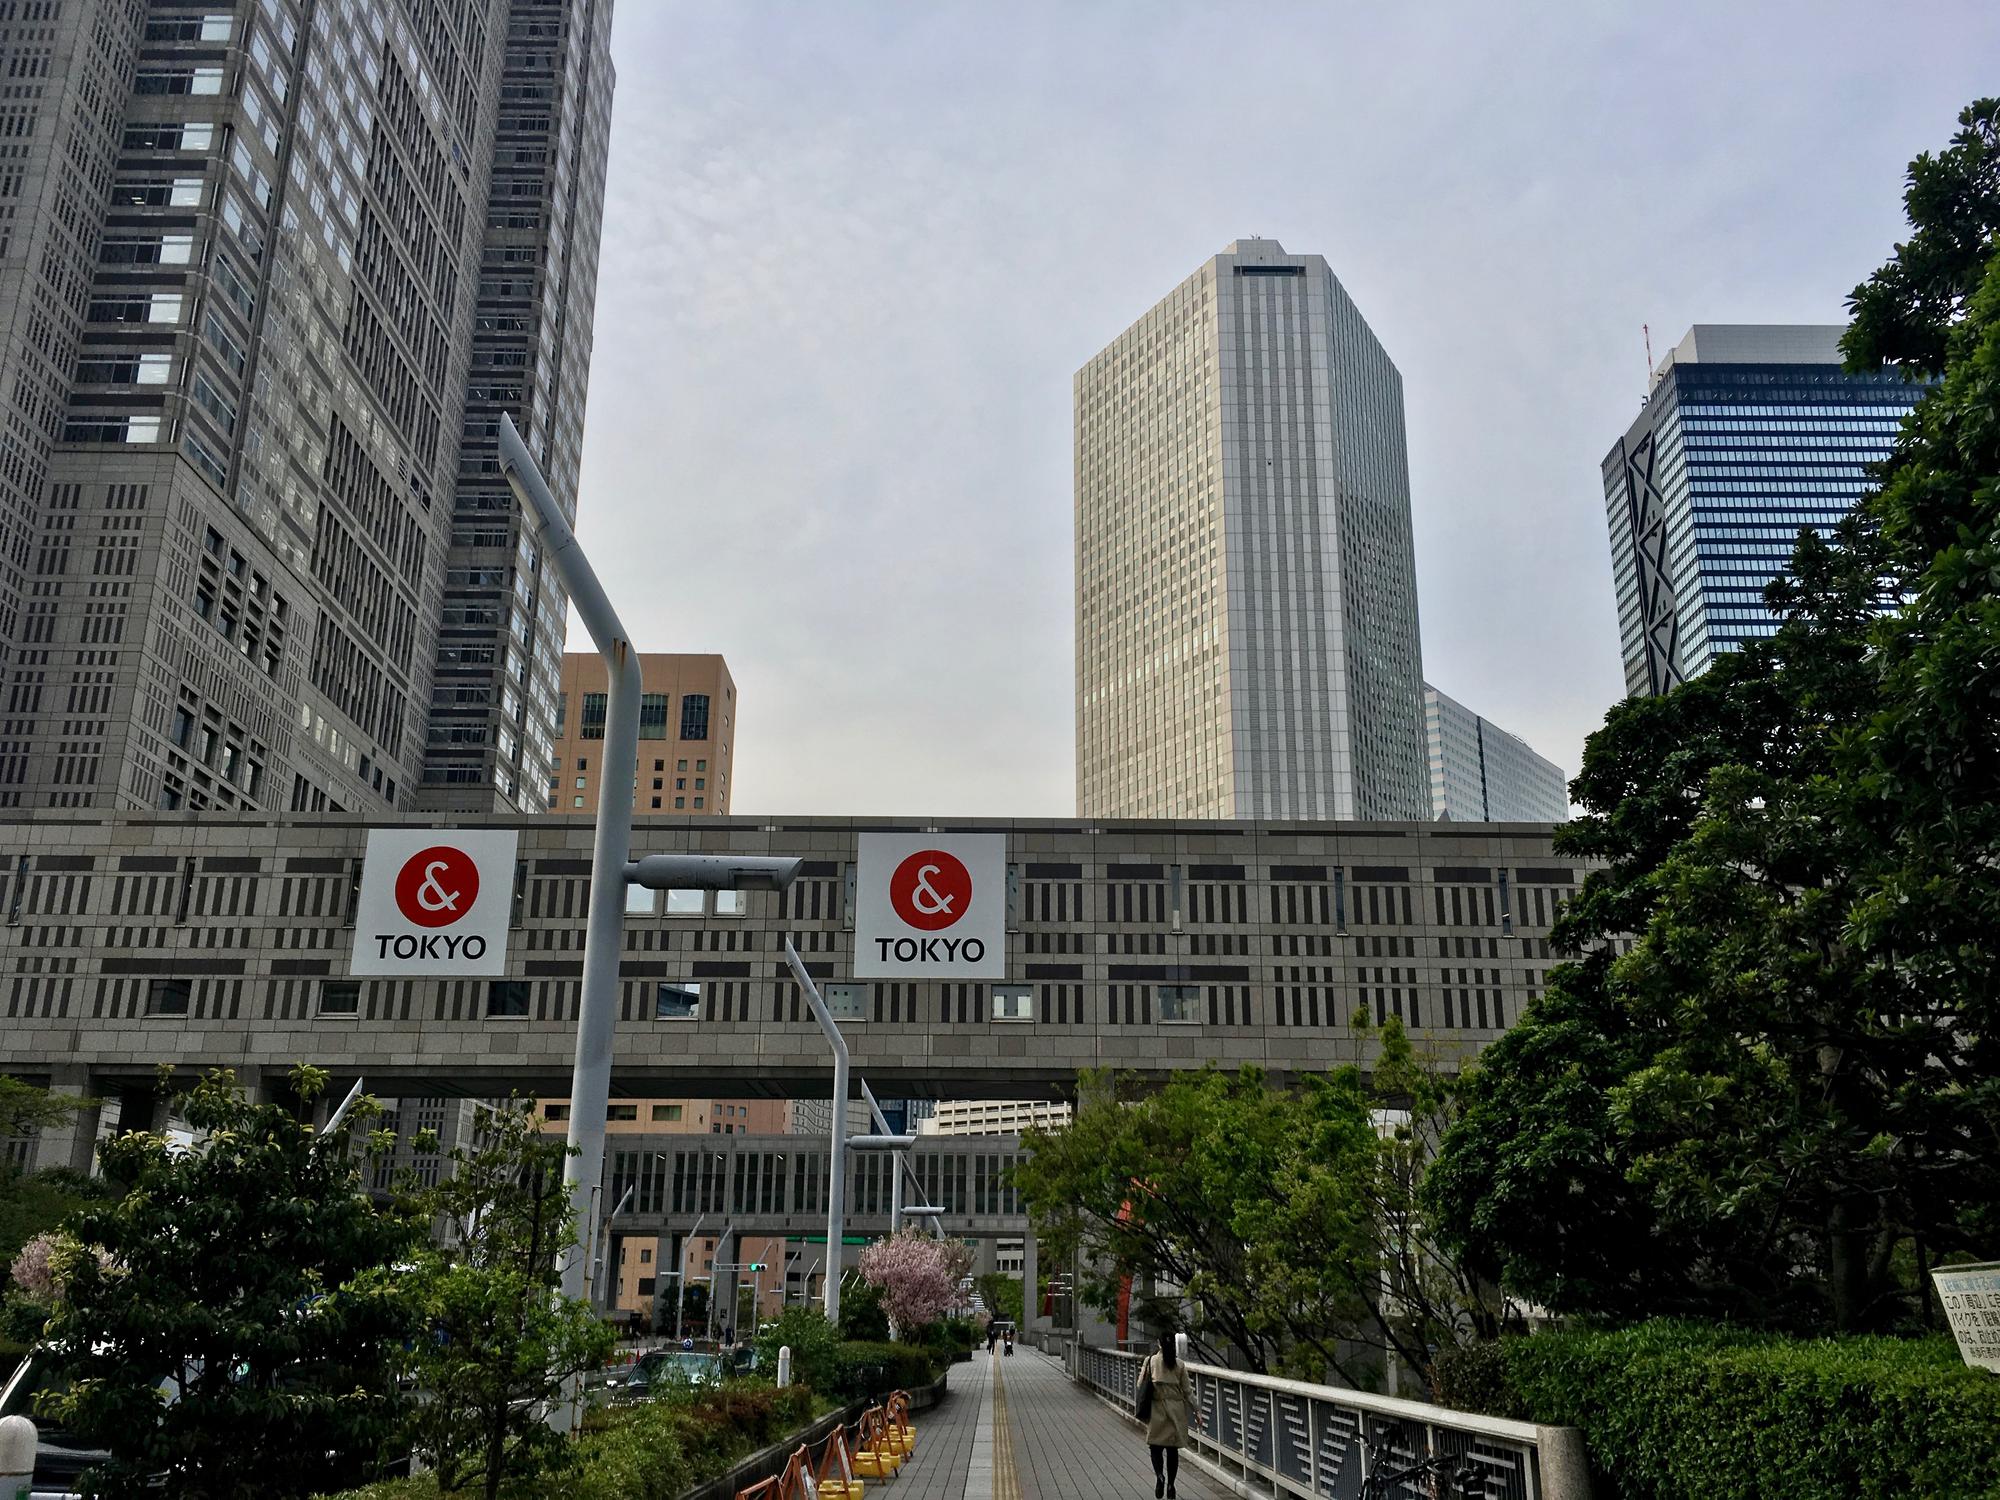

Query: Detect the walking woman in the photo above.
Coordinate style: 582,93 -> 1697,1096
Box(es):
1135,1330 -> 1190,1497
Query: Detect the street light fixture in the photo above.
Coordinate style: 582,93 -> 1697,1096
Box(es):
497,413 -> 801,1323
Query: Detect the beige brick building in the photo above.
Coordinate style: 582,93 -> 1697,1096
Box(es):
549,652 -> 737,815
543,650 -> 758,1323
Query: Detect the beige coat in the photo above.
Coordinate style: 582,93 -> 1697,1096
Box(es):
1140,1350 -> 1191,1448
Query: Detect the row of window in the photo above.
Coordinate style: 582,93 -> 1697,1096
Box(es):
138,977 -> 1232,1025
558,692 -> 711,741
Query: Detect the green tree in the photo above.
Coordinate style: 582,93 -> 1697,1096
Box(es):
1016,1066 -> 1293,1370
1245,1019 -> 1522,1389
973,1272 -> 1023,1325
1426,99 -> 2000,1334
1017,1046 -> 1507,1384
380,1098 -> 612,1500
42,1067 -> 417,1500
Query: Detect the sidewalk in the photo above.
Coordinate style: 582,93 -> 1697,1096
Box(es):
996,1346 -> 1229,1500
888,1345 -> 1229,1499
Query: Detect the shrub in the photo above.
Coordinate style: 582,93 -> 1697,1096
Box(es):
1428,1338 -> 1524,1419
1500,1321 -> 2000,1499
835,1340 -> 940,1399
754,1305 -> 843,1393
321,1380 -> 816,1500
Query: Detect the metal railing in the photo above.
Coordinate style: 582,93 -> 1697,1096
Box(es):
1074,1344 -> 1548,1500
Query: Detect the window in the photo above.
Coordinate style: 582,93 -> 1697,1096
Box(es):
1158,985 -> 1202,1024
992,986 -> 1034,1022
680,694 -> 710,740
625,885 -> 656,916
652,779 -> 663,790
675,779 -> 685,790
674,797 -> 685,808
544,1104 -> 570,1121
319,980 -> 360,1016
554,693 -> 566,732
826,983 -> 868,1021
170,705 -> 195,749
650,798 -> 661,809
714,890 -> 747,917
696,760 -> 708,772
574,776 -> 585,789
655,982 -> 701,1021
580,692 -> 607,740
607,1104 -> 637,1122
677,760 -> 688,771
487,981 -> 531,1018
147,977 -> 192,1016
639,1247 -> 653,1264
693,798 -> 704,809
639,693 -> 669,738
665,890 -> 704,916
652,1104 -> 684,1122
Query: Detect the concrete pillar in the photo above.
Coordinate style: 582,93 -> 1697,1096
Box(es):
1022,1228 -> 1045,1336
1536,1426 -> 1595,1500
28,1067 -> 98,1176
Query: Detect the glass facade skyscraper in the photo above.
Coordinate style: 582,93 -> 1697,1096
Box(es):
1075,238 -> 1428,821
1603,325 -> 1926,696
1423,683 -> 1567,823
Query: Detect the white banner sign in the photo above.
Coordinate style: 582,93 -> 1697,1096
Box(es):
350,828 -> 518,977
1933,1260 -> 2000,1372
854,832 -> 1005,979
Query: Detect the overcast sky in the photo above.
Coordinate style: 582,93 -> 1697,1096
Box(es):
570,1 -> 1995,819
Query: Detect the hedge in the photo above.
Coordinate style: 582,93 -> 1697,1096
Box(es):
1495,1321 -> 2000,1499
834,1340 -> 941,1399
321,1380 -> 816,1500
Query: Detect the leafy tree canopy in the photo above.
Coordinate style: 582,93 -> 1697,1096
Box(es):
44,1067 -> 418,1500
1427,98 -> 2000,1335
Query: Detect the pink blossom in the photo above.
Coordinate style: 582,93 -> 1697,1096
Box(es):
8,1231 -> 60,1303
858,1229 -> 970,1331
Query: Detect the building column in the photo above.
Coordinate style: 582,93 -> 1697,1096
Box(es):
1022,1227 -> 1045,1337
28,1066 -> 99,1176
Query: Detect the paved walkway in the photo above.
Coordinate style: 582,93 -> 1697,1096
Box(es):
891,1346 -> 1228,1500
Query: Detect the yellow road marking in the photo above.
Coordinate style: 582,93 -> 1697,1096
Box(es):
993,1355 -> 1022,1500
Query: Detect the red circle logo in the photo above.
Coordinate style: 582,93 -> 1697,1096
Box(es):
889,850 -> 973,932
394,846 -> 480,928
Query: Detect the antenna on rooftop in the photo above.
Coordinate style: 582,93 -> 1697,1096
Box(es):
1643,323 -> 1654,380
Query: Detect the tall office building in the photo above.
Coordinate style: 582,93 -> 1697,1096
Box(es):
420,0 -> 612,812
1423,683 -> 1567,823
0,1 -> 612,815
1076,238 -> 1427,821
549,651 -> 736,814
1603,325 -> 1927,696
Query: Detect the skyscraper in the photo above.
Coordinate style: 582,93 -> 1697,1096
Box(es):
0,1 -> 612,815
1075,238 -> 1427,822
1603,324 -> 1926,697
1423,683 -> 1568,823
420,0 -> 613,812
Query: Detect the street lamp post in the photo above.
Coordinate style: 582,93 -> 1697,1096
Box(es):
499,414 -> 803,1320
497,413 -> 638,1312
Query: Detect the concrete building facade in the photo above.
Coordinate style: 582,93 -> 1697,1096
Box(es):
0,811 -> 1585,1125
920,1099 -> 1073,1136
550,652 -> 736,816
1603,324 -> 1928,696
0,2 -> 613,819
1076,238 -> 1428,823
1424,683 -> 1568,823
419,0 -> 614,813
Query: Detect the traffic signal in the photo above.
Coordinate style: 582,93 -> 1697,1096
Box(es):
749,1262 -> 767,1272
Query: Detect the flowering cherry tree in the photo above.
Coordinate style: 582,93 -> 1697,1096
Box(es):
8,1230 -> 61,1303
858,1229 -> 973,1331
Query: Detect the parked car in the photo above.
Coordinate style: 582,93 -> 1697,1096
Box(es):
0,1346 -> 168,1496
607,1348 -> 725,1399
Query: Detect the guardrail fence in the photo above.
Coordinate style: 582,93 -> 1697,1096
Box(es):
1073,1342 -> 1560,1500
